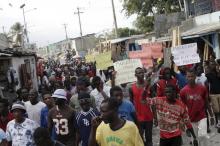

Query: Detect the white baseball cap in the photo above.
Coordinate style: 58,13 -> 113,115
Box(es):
52,89 -> 67,100
11,101 -> 26,111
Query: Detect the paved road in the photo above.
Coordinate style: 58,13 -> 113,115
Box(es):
152,126 -> 220,146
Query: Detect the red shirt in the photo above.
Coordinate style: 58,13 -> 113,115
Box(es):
157,78 -> 179,96
131,83 -> 153,122
145,97 -> 192,139
0,112 -> 14,131
180,84 -> 207,122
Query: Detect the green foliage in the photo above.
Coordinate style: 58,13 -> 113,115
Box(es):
135,16 -> 154,33
122,0 -> 181,15
97,27 -> 141,40
121,0 -> 182,32
117,27 -> 141,37
10,22 -> 23,33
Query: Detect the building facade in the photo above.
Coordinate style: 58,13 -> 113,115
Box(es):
40,34 -> 96,58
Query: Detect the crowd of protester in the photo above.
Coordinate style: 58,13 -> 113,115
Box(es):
0,55 -> 220,146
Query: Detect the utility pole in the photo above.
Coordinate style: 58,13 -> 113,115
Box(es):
74,7 -> 84,52
111,0 -> 118,38
20,4 -> 29,44
183,0 -> 189,19
63,24 -> 68,40
2,26 -> 5,34
178,0 -> 184,11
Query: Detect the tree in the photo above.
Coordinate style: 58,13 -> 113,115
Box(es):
117,27 -> 141,37
7,22 -> 23,47
134,16 -> 154,33
96,27 -> 140,40
122,0 -> 181,15
121,0 -> 182,32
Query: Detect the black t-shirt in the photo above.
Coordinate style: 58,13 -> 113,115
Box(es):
206,72 -> 220,94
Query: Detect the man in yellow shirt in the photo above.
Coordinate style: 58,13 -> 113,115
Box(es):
88,98 -> 144,146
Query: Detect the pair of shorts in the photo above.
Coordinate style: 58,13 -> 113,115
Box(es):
191,118 -> 209,146
160,135 -> 182,146
210,94 -> 220,113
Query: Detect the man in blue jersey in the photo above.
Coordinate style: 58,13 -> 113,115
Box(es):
76,92 -> 99,146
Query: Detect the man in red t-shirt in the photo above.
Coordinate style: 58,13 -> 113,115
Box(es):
157,67 -> 179,97
129,67 -> 153,146
180,69 -> 214,146
0,98 -> 13,131
142,84 -> 198,146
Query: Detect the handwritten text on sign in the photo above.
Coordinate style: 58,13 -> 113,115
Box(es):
114,59 -> 142,85
172,43 -> 200,66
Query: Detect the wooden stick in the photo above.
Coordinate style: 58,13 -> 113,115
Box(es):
203,44 -> 206,61
206,44 -> 209,61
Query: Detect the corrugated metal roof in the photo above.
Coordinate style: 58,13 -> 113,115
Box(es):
156,36 -> 172,42
110,37 -> 130,44
0,48 -> 36,57
0,52 -> 12,56
182,22 -> 220,39
110,34 -> 145,44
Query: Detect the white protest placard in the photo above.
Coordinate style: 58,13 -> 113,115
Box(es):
171,43 -> 200,66
114,59 -> 142,85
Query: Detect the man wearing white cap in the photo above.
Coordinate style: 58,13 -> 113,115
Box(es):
6,101 -> 39,146
48,89 -> 76,146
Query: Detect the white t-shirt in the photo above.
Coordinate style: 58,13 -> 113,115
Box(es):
6,118 -> 39,146
196,73 -> 207,86
25,101 -> 46,125
90,85 -> 111,110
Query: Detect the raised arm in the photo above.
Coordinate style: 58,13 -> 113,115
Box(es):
88,117 -> 102,146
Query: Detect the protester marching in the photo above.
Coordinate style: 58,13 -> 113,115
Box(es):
1,46 -> 220,146
2,1 -> 220,146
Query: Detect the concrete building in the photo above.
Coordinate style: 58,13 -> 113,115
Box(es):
0,33 -> 38,100
39,33 -> 96,58
0,49 -> 38,98
179,11 -> 220,59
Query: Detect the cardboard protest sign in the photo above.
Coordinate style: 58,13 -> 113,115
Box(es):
86,51 -> 113,69
172,43 -> 200,66
142,42 -> 163,58
128,42 -> 163,68
114,59 -> 142,85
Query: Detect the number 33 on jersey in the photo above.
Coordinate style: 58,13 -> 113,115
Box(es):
48,106 -> 76,146
53,118 -> 69,135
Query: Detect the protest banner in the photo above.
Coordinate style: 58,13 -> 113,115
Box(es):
128,42 -> 163,68
172,43 -> 200,66
85,51 -> 113,69
142,42 -> 163,58
114,59 -> 142,85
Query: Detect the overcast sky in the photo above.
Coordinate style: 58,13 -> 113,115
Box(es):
0,0 -> 136,47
